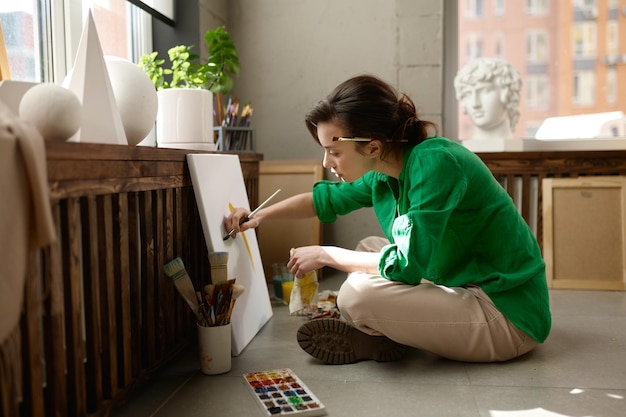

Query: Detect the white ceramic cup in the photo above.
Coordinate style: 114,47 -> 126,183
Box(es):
197,323 -> 232,375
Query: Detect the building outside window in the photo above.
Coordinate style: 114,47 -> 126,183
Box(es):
0,0 -> 150,83
458,0 -> 624,140
0,2 -> 39,81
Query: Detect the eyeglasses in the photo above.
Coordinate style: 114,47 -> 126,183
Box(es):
332,136 -> 409,143
332,136 -> 375,142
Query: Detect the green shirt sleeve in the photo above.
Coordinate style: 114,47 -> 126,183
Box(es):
312,176 -> 374,223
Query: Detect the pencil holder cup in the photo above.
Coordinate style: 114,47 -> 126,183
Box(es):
198,323 -> 231,375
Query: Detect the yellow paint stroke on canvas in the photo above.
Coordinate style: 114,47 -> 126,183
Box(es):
228,202 -> 255,269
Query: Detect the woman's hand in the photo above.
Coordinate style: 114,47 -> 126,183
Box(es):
223,207 -> 259,239
288,245 -> 381,277
287,246 -> 329,277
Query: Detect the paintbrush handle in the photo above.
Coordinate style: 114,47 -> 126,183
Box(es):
223,189 -> 281,240
225,299 -> 237,324
196,291 -> 211,326
213,279 -> 235,326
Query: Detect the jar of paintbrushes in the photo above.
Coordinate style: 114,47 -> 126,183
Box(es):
163,253 -> 244,376
194,251 -> 244,375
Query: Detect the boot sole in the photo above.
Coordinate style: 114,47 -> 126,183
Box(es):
296,318 -> 406,365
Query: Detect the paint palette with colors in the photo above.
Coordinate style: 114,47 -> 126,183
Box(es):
243,368 -> 326,416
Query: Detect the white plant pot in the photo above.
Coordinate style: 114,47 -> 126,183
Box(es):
156,88 -> 214,149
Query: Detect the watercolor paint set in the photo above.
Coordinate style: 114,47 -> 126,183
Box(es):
243,368 -> 327,416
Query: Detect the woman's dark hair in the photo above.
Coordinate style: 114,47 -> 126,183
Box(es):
305,75 -> 438,158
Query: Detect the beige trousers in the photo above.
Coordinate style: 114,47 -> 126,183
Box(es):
337,237 -> 538,362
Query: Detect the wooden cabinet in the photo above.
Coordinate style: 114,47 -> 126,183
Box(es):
0,142 -> 261,417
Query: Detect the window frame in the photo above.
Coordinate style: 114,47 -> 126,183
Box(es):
4,0 -> 152,84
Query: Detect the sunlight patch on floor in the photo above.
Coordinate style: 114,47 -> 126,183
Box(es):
489,408 -> 591,417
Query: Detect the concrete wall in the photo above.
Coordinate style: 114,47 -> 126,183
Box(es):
193,0 -> 448,249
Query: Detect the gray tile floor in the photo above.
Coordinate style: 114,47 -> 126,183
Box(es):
112,274 -> 626,417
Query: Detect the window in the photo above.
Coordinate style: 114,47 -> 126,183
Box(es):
606,68 -> 617,105
0,0 -> 151,83
573,0 -> 597,13
606,21 -> 618,56
465,0 -> 484,18
494,32 -> 504,58
494,0 -> 504,16
527,75 -> 549,109
527,31 -> 548,63
527,0 -> 548,16
464,33 -> 484,61
0,2 -> 40,81
573,71 -> 596,106
456,1 -> 623,140
573,23 -> 597,58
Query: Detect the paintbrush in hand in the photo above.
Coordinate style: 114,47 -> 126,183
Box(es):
163,257 -> 201,322
223,189 -> 281,240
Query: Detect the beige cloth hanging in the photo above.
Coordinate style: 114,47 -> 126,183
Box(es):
0,100 -> 56,409
0,100 -> 56,343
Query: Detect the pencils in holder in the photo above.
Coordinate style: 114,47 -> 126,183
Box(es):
216,96 -> 254,151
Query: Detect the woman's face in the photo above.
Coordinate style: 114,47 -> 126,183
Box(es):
317,121 -> 377,183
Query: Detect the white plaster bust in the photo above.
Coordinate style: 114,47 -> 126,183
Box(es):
454,57 -> 522,142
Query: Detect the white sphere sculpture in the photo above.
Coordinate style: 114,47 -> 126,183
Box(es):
19,83 -> 82,142
105,56 -> 158,146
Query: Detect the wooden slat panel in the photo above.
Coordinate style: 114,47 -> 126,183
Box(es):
81,196 -> 103,410
505,174 -> 515,198
22,252 -> 45,417
114,193 -> 133,387
536,174 -> 547,251
99,195 -> 119,399
139,191 -> 156,366
62,198 -> 87,417
154,189 -> 166,360
1,142 -> 260,417
42,203 -> 68,416
520,175 -> 532,224
163,188 -> 176,353
174,188 -> 185,339
127,193 -> 142,379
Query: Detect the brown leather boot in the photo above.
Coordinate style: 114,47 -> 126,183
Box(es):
297,318 -> 407,365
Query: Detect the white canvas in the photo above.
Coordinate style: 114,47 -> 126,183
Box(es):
187,153 -> 273,356
64,11 -> 127,145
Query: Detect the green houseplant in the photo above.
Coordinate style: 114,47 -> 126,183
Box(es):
138,26 -> 240,149
139,26 -> 240,93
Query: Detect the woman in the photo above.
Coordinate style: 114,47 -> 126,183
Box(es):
224,75 -> 551,364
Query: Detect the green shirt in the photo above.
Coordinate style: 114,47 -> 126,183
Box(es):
312,137 -> 551,343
